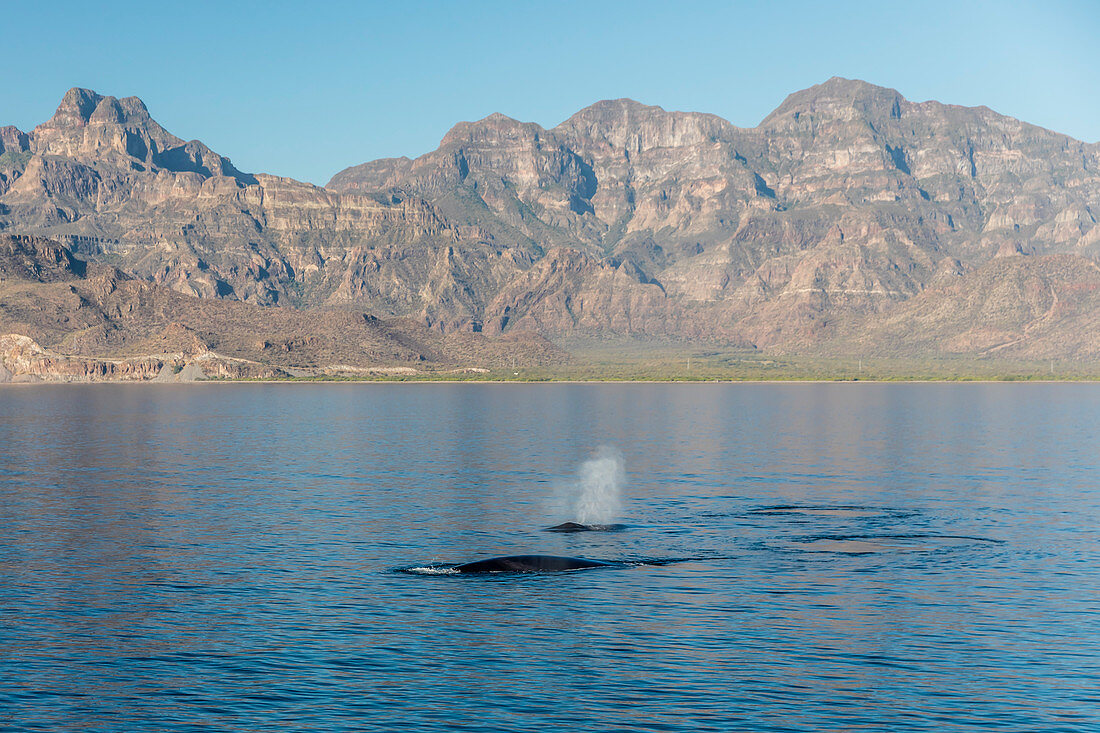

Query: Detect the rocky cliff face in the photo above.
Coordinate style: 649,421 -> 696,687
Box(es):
3,80 -> 1100,358
835,254 -> 1100,359
0,333 -> 288,383
329,78 -> 1100,353
0,235 -> 566,381
0,89 -> 501,326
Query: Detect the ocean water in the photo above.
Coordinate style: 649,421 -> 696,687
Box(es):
0,383 -> 1097,732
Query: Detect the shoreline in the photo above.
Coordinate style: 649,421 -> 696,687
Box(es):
3,377 -> 1100,386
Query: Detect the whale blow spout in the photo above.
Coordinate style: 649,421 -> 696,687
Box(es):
452,555 -> 615,573
572,446 -> 624,525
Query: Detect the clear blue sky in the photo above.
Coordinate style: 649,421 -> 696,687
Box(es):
4,0 -> 1097,185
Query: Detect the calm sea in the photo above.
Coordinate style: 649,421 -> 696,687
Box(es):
1,384 -> 1097,732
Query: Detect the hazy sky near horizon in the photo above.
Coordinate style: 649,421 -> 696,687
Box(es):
4,0 -> 1097,184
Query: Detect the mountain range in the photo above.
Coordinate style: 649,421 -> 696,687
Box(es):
2,77 -> 1099,380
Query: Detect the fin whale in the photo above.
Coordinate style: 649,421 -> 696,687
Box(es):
544,522 -> 626,533
453,555 -> 615,573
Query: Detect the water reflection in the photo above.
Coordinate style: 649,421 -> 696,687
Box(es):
1,384 -> 1098,731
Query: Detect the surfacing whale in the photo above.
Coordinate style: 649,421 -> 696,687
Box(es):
453,555 -> 615,573
544,522 -> 627,533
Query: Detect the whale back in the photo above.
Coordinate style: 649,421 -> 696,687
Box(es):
454,555 -> 613,573
545,522 -> 627,533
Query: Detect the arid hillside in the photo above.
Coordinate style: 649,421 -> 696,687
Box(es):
0,234 -> 564,382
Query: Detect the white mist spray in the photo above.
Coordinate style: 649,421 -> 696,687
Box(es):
570,446 -> 625,525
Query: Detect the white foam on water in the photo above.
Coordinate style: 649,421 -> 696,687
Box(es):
406,566 -> 459,575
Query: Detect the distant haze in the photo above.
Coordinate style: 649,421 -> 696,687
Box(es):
2,0 -> 1097,184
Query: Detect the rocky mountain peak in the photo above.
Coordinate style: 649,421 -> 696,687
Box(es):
440,112 -> 549,148
554,98 -> 733,151
48,88 -> 153,125
562,98 -> 657,121
53,87 -> 103,125
24,87 -> 253,182
0,126 -> 30,155
83,94 -> 152,126
761,76 -> 906,128
31,87 -> 182,162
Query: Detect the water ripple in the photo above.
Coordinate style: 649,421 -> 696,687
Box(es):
1,384 -> 1098,731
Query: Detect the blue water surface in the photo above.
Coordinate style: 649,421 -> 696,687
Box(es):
0,383 -> 1097,732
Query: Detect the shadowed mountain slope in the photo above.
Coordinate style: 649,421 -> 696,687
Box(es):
0,234 -> 565,381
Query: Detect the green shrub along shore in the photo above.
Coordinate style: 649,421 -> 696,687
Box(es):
247,346 -> 1100,383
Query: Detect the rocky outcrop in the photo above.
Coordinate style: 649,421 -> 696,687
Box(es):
0,333 -> 288,383
1,333 -> 165,382
0,235 -> 567,379
1,234 -> 88,281
0,126 -> 30,155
